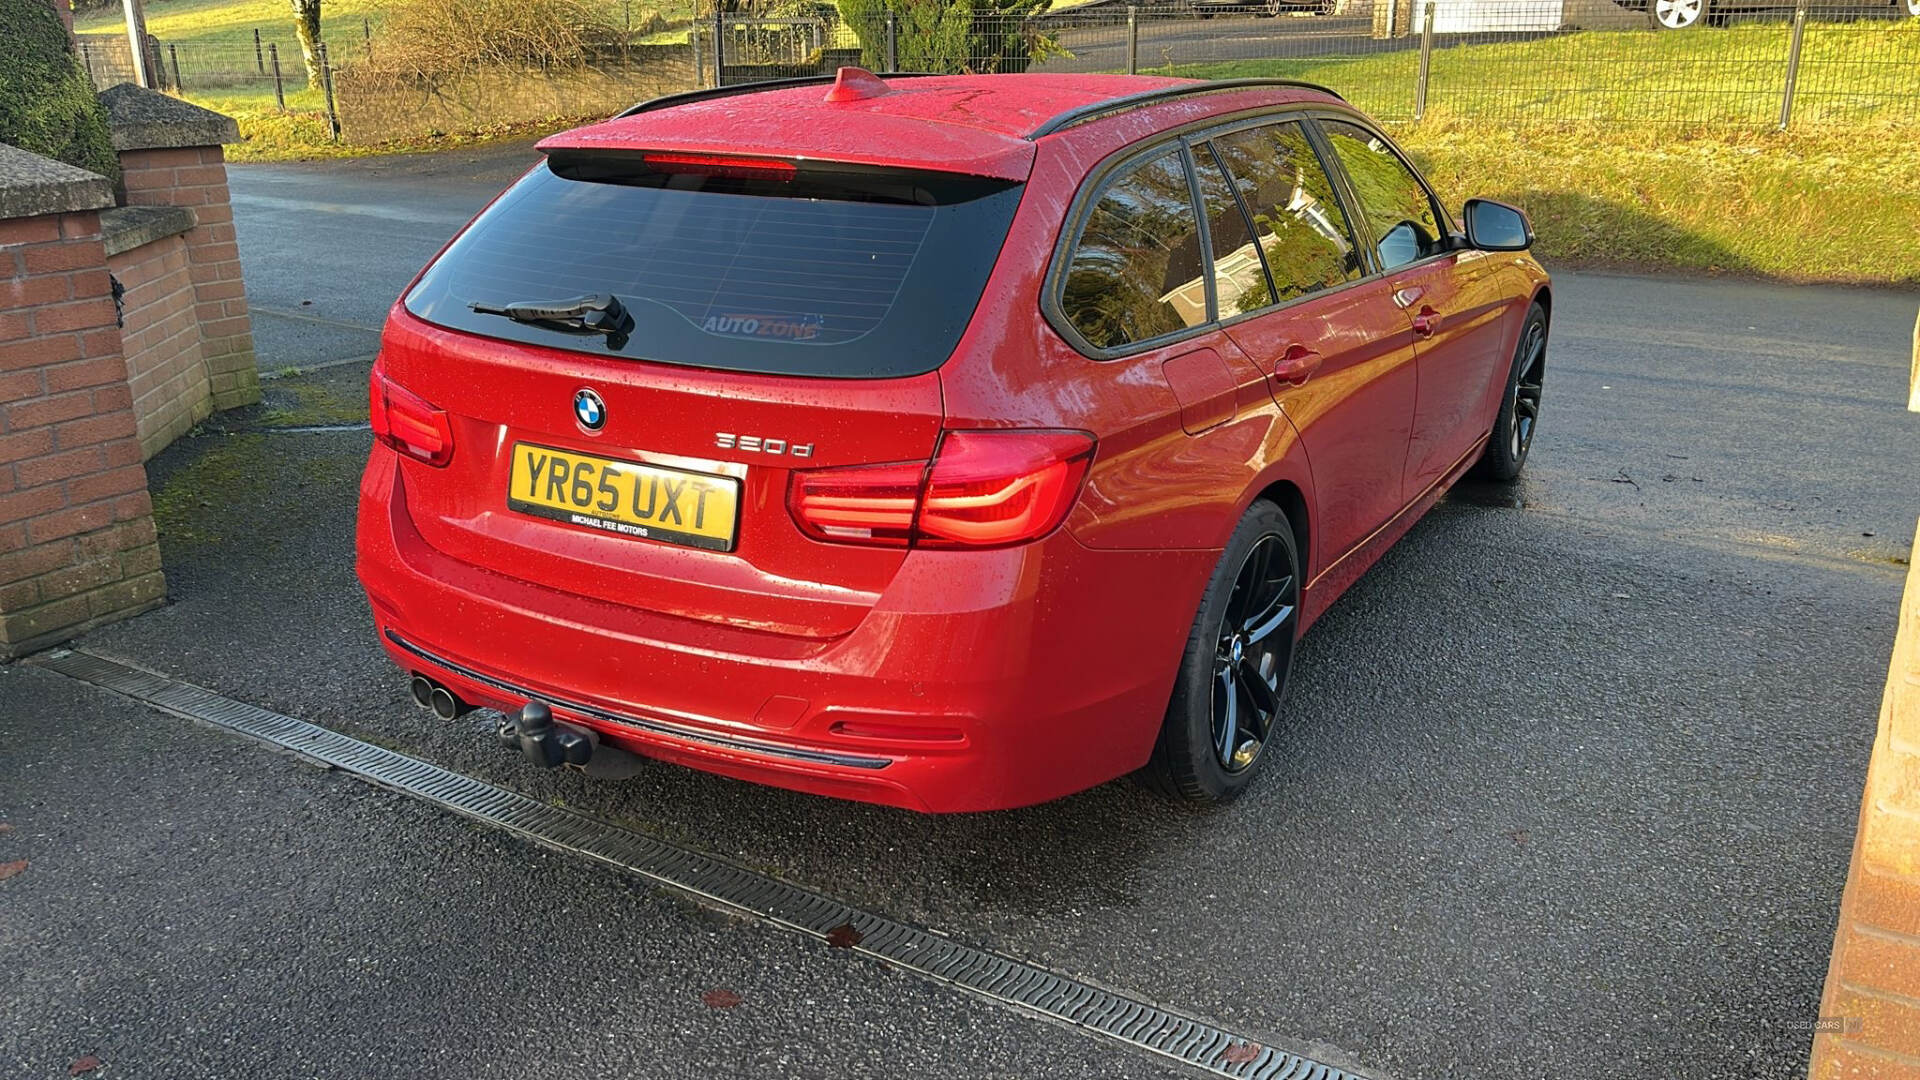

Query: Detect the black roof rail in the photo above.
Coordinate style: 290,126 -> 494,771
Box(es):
618,72 -> 944,118
1025,78 -> 1347,139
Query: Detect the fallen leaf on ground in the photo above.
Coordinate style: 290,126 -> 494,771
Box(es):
1222,1041 -> 1262,1064
825,922 -> 863,949
0,860 -> 26,881
0,822 -> 13,833
701,988 -> 743,1009
69,1055 -> 101,1076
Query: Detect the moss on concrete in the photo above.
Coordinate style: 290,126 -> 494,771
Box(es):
148,433 -> 274,550
202,362 -> 371,432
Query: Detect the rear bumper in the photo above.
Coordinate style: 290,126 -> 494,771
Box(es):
356,447 -> 1214,812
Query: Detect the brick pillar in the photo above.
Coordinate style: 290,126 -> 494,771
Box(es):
99,84 -> 260,413
1807,327 -> 1920,1080
0,148 -> 165,658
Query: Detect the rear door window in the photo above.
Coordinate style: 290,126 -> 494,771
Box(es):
1190,144 -> 1270,319
1206,121 -> 1364,311
1058,147 -> 1208,352
1317,120 -> 1447,272
403,158 -> 1024,378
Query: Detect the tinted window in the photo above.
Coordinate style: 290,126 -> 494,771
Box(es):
404,159 -> 1023,378
1207,122 -> 1362,312
1191,145 -> 1270,318
1060,148 -> 1207,351
1319,120 -> 1445,272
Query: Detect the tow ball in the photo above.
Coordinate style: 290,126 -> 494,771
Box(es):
496,701 -> 592,768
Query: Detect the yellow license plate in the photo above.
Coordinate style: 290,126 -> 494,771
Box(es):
507,443 -> 740,551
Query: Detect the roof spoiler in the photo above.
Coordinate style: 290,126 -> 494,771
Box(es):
616,74 -> 1345,137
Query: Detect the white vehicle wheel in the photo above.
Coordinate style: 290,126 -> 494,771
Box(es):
1651,0 -> 1706,28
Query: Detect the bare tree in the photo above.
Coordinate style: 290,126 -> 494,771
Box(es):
290,0 -> 321,84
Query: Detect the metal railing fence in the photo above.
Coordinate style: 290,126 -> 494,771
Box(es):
74,0 -> 1920,143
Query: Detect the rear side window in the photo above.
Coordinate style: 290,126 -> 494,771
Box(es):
403,158 -> 1024,379
1059,148 -> 1207,352
1207,122 -> 1363,311
1318,120 -> 1446,272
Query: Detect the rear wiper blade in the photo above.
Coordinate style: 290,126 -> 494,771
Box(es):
471,293 -> 633,349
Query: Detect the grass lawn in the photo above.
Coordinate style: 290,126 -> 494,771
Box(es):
188,84 -> 565,162
1157,21 -> 1920,127
1398,121 -> 1920,285
73,0 -> 387,49
1150,23 -> 1920,283
74,0 -> 699,49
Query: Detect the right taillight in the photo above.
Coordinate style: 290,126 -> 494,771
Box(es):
788,430 -> 1094,549
369,365 -> 453,467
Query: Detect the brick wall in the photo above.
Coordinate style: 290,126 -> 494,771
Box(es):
117,145 -> 259,412
0,211 -> 166,657
1807,320 -> 1920,1079
108,231 -> 211,458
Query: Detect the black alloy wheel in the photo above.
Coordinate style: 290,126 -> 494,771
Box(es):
1472,300 -> 1548,482
1510,315 -> 1546,462
1210,534 -> 1298,774
1144,501 -> 1301,803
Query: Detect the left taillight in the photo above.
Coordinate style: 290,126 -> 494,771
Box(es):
369,365 -> 453,467
788,429 -> 1095,549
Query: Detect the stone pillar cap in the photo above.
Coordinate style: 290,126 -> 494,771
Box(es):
98,83 -> 242,151
0,143 -> 114,220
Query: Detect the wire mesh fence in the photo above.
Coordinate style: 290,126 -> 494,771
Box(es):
77,0 -> 1920,145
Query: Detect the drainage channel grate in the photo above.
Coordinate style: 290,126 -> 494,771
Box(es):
37,647 -> 1371,1080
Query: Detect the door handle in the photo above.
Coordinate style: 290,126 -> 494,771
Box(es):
1272,344 -> 1323,386
1412,305 -> 1443,338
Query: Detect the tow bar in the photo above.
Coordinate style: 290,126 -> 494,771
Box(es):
497,701 -> 589,767
495,701 -> 645,779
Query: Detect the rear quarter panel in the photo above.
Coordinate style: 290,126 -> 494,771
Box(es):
937,128 -> 1317,559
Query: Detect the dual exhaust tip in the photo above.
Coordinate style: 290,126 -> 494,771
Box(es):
409,674 -> 471,721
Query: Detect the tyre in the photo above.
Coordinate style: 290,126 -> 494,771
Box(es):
1143,500 -> 1301,804
1472,301 -> 1547,482
1649,0 -> 1707,27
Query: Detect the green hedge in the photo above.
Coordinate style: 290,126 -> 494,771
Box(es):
0,0 -> 120,181
839,0 -> 1053,75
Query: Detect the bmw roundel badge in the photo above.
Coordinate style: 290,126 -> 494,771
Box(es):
573,388 -> 606,431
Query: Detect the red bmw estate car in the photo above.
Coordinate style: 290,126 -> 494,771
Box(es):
357,69 -> 1550,812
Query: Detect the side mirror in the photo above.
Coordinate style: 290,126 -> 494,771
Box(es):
1463,198 -> 1534,252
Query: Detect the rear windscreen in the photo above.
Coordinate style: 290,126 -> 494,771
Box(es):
403,156 -> 1025,378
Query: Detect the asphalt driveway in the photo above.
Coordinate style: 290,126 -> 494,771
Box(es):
3,143 -> 1918,1079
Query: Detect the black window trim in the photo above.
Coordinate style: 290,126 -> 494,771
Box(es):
1194,136 -> 1277,330
1308,114 -> 1459,280
1042,104 -> 1462,362
1198,120 -> 1375,330
1047,140 -> 1214,359
1180,141 -> 1222,329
